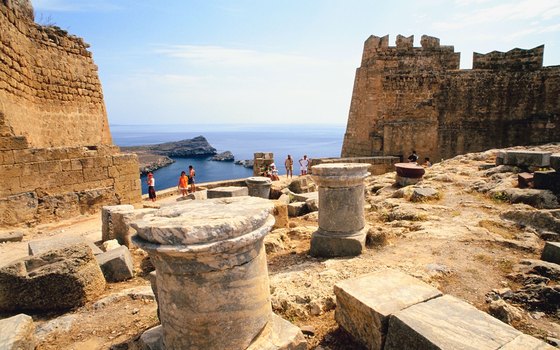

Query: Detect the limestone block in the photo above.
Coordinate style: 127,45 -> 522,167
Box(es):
551,154 -> 560,172
28,236 -> 102,256
534,170 -> 560,195
396,175 -> 422,187
273,200 -> 289,229
541,242 -> 560,265
139,325 -> 164,350
95,245 -> 134,282
500,334 -> 556,349
410,187 -> 439,202
504,150 -> 551,167
334,269 -> 442,350
288,175 -> 316,194
0,243 -> 106,312
384,295 -> 521,350
288,201 -> 308,217
306,197 -> 319,212
101,204 -> 135,245
207,186 -> 248,198
0,231 -> 23,242
310,226 -> 368,257
0,314 -> 35,350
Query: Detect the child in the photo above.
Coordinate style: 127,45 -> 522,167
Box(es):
178,171 -> 188,196
147,172 -> 156,202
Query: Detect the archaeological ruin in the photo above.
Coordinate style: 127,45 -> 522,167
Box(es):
341,34 -> 560,162
0,0 -> 141,227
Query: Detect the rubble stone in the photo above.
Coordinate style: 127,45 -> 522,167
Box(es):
541,242 -> 560,265
28,236 -> 102,256
0,314 -> 35,350
0,243 -> 105,312
206,186 -> 248,198
95,245 -> 134,282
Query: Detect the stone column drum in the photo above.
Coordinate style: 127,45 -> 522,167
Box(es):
246,176 -> 272,199
310,163 -> 370,257
131,197 -> 275,349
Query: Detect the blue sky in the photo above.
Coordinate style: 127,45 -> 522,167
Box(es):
33,0 -> 560,125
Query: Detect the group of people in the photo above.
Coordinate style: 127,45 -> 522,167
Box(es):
283,154 -> 309,178
177,165 -> 196,197
145,165 -> 196,202
407,150 -> 432,167
265,154 -> 310,181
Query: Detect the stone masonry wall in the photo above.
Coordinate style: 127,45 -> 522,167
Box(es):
0,1 -> 141,227
341,34 -> 560,162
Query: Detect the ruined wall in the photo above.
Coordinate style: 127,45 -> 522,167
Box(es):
341,34 -> 560,161
0,1 -> 141,227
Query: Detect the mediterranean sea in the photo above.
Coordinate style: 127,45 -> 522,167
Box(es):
110,124 -> 345,194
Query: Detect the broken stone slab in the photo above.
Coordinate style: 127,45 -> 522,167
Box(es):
28,236 -> 102,256
0,243 -> 106,312
93,286 -> 155,310
504,150 -> 551,168
0,314 -> 35,350
395,175 -> 422,187
206,186 -> 248,198
288,201 -> 309,217
290,191 -> 319,203
102,239 -> 120,251
496,151 -> 506,165
501,208 -> 560,234
139,314 -> 306,350
101,204 -> 135,245
499,334 -> 556,349
306,197 -> 319,212
95,245 -> 134,282
541,242 -> 560,265
0,231 -> 24,243
334,269 -> 442,350
288,175 -> 317,194
499,188 -> 559,209
35,314 -> 78,342
384,295 -> 522,350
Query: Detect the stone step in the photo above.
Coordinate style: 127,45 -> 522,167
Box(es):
206,186 -> 248,198
28,236 -> 102,256
384,294 -> 551,350
504,150 -> 551,168
334,269 -> 442,350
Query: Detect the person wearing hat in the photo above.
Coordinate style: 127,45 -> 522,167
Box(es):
147,172 -> 157,202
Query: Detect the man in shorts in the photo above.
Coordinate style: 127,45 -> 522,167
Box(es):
299,155 -> 309,175
188,165 -> 196,193
284,154 -> 293,178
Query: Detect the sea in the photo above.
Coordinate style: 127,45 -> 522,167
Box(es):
111,124 -> 346,194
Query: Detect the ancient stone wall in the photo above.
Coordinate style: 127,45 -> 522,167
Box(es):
341,34 -> 560,162
0,1 -> 141,227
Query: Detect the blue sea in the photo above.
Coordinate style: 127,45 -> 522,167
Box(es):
111,124 -> 346,194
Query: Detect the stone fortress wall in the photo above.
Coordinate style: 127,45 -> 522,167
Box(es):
341,34 -> 560,162
0,0 -> 141,227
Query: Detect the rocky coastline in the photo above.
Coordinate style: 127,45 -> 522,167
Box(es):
121,136 -> 231,173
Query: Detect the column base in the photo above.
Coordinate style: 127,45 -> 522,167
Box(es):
138,313 -> 306,350
310,226 -> 368,258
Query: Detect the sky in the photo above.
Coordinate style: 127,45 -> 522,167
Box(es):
32,0 -> 560,126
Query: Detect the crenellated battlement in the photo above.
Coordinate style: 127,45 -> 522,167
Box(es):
342,34 -> 559,164
472,45 -> 544,70
361,34 -> 460,71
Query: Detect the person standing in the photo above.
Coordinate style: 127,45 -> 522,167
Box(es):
284,155 -> 293,178
178,171 -> 188,197
188,165 -> 196,193
407,150 -> 418,163
147,172 -> 156,202
299,155 -> 309,176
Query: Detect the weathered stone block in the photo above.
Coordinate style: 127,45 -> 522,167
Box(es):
207,186 -> 248,198
384,295 -> 521,350
541,242 -> 560,265
518,172 -> 534,189
334,269 -> 442,350
101,204 -> 135,244
504,150 -> 551,167
288,201 -> 308,217
0,243 -> 106,312
95,245 -> 134,282
0,314 -> 35,350
534,170 -> 560,195
273,200 -> 289,229
551,154 -> 560,172
28,236 -> 103,256
0,231 -> 23,242
246,176 -> 272,199
288,175 -> 316,194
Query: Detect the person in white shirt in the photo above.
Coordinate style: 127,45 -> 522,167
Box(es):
299,155 -> 309,175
